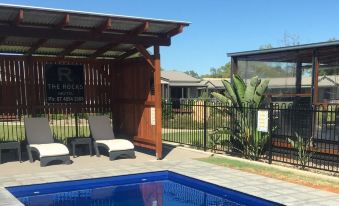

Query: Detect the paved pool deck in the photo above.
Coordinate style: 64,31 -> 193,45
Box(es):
0,145 -> 338,206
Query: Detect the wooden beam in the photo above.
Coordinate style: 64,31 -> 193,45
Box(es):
94,17 -> 112,34
135,44 -> 155,70
58,41 -> 85,57
0,25 -> 171,46
130,21 -> 149,35
116,48 -> 139,60
56,14 -> 69,29
14,9 -> 24,26
25,39 -> 48,55
89,42 -> 120,59
90,22 -> 150,59
166,25 -> 184,37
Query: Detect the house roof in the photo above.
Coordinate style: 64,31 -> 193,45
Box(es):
161,77 -> 170,84
161,71 -> 200,82
202,78 -> 230,89
160,71 -> 206,87
0,4 -> 189,59
264,75 -> 339,88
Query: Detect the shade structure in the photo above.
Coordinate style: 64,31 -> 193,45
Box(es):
0,4 -> 190,159
228,41 -> 339,105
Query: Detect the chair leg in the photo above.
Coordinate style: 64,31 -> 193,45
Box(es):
18,145 -> 22,163
27,145 -> 34,163
0,149 -> 2,164
89,142 -> 93,156
72,142 -> 76,158
94,142 -> 100,157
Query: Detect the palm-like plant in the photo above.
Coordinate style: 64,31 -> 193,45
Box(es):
288,133 -> 314,169
211,74 -> 270,160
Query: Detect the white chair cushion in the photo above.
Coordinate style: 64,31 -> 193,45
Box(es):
30,143 -> 69,158
96,139 -> 134,152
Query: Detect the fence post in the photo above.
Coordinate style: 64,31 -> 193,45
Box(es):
203,100 -> 207,151
268,103 -> 273,164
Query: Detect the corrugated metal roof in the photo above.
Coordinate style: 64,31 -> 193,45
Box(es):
0,4 -> 189,59
228,41 -> 339,58
0,4 -> 191,25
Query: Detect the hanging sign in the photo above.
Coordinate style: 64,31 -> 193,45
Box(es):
257,110 -> 269,132
45,64 -> 85,103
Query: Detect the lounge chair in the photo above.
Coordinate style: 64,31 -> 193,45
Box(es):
88,116 -> 135,160
24,117 -> 71,167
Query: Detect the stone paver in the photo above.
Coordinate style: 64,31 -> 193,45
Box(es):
0,146 -> 338,206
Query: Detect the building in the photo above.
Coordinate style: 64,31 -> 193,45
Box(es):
228,41 -> 339,105
161,71 -> 206,99
203,76 -> 339,103
200,78 -> 229,96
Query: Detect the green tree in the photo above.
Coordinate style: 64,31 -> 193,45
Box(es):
184,70 -> 200,78
327,37 -> 337,42
201,62 -> 231,78
259,44 -> 273,50
238,61 -> 291,78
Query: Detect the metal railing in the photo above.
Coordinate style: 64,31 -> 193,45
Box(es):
162,99 -> 339,172
0,105 -> 112,143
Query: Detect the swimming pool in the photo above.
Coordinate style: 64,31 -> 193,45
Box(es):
7,171 -> 283,206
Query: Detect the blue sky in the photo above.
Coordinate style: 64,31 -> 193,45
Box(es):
2,0 -> 339,75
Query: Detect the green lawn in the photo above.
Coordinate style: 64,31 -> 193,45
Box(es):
162,131 -> 230,148
0,125 -> 90,142
1,124 -> 229,148
163,131 -> 205,146
198,156 -> 339,193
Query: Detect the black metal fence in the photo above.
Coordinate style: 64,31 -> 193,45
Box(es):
162,99 -> 339,172
0,105 -> 112,143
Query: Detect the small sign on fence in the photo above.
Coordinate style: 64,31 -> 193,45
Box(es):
45,64 -> 85,103
150,107 -> 156,125
257,110 -> 269,132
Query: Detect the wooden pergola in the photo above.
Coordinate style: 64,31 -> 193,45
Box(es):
228,41 -> 339,105
0,4 -> 189,159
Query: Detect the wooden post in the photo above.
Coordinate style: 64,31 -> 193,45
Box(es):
167,85 -> 170,100
295,61 -> 302,105
153,45 -> 162,159
230,57 -> 238,84
296,61 -> 302,94
311,50 -> 319,105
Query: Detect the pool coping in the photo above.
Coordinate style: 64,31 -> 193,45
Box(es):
0,159 -> 338,205
5,170 -> 282,206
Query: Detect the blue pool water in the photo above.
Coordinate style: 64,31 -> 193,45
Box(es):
7,171 -> 283,206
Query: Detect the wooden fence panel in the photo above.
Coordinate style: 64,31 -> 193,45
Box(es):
0,56 -> 156,154
0,56 -> 114,114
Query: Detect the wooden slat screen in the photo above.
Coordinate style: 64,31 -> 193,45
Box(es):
0,56 -> 113,112
0,55 -> 156,151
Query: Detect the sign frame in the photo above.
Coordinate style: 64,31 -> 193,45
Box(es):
257,109 -> 269,132
45,64 -> 85,104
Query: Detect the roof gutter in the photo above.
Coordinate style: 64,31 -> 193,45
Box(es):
227,40 -> 339,57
